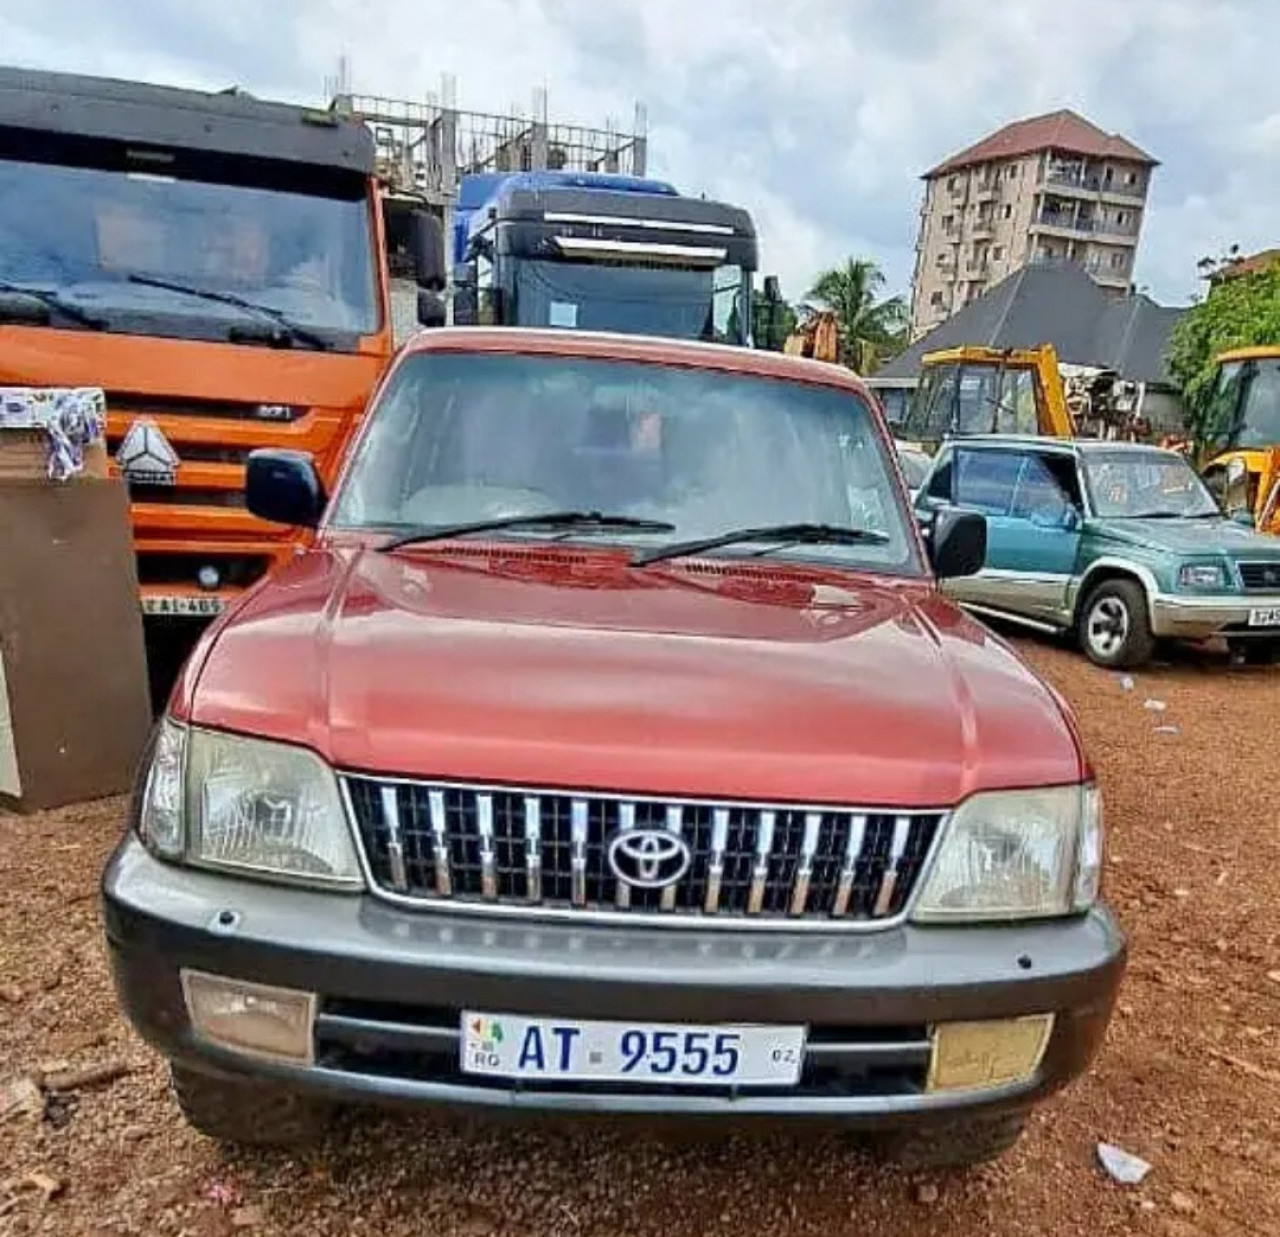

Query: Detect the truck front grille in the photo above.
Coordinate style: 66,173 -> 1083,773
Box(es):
1238,561 -> 1280,592
342,777 -> 944,928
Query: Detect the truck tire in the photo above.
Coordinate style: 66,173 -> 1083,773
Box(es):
1079,578 -> 1156,669
873,1110 -> 1027,1171
170,1065 -> 328,1147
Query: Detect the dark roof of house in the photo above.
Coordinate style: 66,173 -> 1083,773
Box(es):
925,109 -> 1157,178
881,264 -> 1184,386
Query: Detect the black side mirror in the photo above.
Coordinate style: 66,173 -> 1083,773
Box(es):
408,210 -> 445,292
416,289 -> 445,328
929,508 -> 987,579
246,449 -> 327,528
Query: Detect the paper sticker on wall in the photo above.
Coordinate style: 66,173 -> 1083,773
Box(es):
549,301 -> 579,329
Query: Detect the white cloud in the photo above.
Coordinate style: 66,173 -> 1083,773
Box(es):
2,0 -> 1276,306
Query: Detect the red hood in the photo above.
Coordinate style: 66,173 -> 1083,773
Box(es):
184,544 -> 1083,808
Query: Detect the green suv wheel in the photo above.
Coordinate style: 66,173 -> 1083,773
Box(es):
1079,579 -> 1156,669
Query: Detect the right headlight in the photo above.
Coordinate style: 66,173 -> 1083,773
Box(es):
135,720 -> 363,890
912,784 -> 1102,923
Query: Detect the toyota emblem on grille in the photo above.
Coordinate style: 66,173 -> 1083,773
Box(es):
607,829 -> 692,889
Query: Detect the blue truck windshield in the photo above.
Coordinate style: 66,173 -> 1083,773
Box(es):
0,156 -> 378,342
512,261 -> 748,343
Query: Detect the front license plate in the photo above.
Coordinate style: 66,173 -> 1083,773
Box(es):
1248,606 -> 1280,627
141,595 -> 226,617
460,1012 -> 806,1087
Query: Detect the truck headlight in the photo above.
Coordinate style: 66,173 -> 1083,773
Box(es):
135,721 -> 363,890
1178,563 -> 1227,590
913,785 -> 1102,922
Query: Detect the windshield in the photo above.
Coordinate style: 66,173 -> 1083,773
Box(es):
1083,450 -> 1221,518
329,352 -> 921,573
1235,358 -> 1280,449
0,155 -> 378,344
511,261 -> 749,343
902,362 -> 1040,442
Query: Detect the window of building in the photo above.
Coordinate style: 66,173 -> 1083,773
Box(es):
935,252 -> 949,267
992,246 -> 1004,261
1116,210 -> 1129,226
1007,164 -> 1018,179
948,176 -> 959,192
1126,171 -> 1139,185
1110,251 -> 1127,269
1003,204 -> 1013,219
930,290 -> 944,306
942,214 -> 954,230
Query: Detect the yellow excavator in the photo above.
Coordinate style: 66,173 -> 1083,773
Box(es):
897,343 -> 1153,452
1197,345 -> 1280,535
897,345 -> 1073,450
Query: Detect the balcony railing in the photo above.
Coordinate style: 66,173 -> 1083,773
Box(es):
1044,169 -> 1147,199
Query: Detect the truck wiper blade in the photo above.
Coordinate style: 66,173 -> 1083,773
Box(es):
631,522 -> 889,567
377,511 -> 677,552
126,274 -> 332,350
0,281 -> 107,329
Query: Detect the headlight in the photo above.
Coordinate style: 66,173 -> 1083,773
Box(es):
1178,563 -> 1227,590
135,721 -> 363,890
913,785 -> 1102,922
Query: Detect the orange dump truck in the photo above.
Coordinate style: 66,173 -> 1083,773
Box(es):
0,67 -> 443,628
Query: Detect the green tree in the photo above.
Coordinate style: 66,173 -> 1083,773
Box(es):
1166,261 -> 1280,442
803,258 -> 907,373
751,276 -> 798,351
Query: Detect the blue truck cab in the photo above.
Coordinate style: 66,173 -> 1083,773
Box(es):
450,171 -> 758,344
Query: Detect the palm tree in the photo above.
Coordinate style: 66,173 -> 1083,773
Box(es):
803,258 -> 908,374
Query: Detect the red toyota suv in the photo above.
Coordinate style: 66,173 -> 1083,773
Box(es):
102,328 -> 1125,1169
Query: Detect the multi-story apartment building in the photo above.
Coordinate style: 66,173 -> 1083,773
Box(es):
909,110 -> 1157,339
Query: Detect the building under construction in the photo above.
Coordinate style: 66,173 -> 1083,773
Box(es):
329,73 -> 649,287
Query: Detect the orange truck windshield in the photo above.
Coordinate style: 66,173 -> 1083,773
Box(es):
1,157 -> 379,345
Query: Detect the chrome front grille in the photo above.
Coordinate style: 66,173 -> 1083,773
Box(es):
342,777 -> 944,928
1237,561 -> 1280,592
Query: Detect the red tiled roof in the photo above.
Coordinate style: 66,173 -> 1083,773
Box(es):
1207,248 -> 1280,282
924,109 -> 1158,178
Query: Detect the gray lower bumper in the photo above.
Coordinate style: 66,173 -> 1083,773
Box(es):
1151,593 -> 1280,639
102,838 -> 1126,1126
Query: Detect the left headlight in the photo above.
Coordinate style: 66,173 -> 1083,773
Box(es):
912,784 -> 1102,923
136,722 -> 363,890
1178,562 -> 1227,590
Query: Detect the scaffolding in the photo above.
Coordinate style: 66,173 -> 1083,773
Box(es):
329,75 -> 649,209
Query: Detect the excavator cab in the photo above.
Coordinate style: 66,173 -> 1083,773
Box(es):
897,345 -> 1074,452
1199,346 -> 1280,535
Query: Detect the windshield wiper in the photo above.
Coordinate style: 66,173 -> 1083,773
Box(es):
126,274 -> 332,350
630,522 -> 889,567
377,511 -> 677,552
0,280 -> 107,330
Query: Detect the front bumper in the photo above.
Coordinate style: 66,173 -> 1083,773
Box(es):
1150,592 -> 1280,640
102,838 -> 1126,1127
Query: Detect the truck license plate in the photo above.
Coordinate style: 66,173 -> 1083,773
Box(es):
1248,606 -> 1280,627
141,596 -> 225,617
460,1012 -> 806,1086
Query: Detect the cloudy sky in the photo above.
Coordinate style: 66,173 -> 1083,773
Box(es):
3,0 -> 1275,307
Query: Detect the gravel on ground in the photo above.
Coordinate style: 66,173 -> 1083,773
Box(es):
1,640 -> 1277,1237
